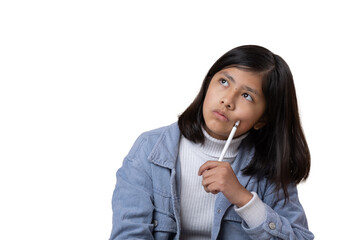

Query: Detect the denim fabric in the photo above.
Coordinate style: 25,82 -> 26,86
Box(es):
110,122 -> 314,240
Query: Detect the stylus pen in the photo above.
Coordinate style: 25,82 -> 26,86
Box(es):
218,120 -> 240,162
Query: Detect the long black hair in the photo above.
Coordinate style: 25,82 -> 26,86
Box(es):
178,45 -> 310,200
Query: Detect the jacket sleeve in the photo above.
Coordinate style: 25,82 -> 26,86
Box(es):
109,137 -> 155,240
242,183 -> 314,240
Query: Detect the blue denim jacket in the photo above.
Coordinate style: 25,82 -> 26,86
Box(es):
110,122 -> 314,240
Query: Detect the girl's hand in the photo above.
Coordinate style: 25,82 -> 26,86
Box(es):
198,161 -> 253,207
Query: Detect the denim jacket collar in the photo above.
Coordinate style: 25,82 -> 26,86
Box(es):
147,122 -> 254,173
148,122 -> 180,170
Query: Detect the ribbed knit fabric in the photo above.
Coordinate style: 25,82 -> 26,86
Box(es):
179,129 -> 246,240
234,192 -> 267,228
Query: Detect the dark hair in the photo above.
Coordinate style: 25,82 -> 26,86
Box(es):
178,45 -> 310,200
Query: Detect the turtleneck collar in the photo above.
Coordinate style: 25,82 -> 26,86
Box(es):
199,127 -> 248,162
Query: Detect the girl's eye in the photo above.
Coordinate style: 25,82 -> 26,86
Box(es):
242,93 -> 253,102
219,79 -> 229,86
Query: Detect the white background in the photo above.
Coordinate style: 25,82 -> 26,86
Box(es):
1,1 -> 359,239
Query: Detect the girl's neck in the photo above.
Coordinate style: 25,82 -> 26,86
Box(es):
200,127 -> 247,161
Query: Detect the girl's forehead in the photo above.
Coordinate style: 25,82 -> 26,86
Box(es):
216,67 -> 263,79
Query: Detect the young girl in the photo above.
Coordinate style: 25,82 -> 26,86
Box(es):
110,45 -> 314,240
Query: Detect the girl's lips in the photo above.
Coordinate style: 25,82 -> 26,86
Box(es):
213,110 -> 229,121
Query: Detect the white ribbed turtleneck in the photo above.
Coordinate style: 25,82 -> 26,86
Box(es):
179,128 -> 247,240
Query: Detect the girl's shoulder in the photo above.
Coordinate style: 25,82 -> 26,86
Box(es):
135,122 -> 179,145
126,122 -> 180,161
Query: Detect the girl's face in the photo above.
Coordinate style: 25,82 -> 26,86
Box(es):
202,67 -> 266,140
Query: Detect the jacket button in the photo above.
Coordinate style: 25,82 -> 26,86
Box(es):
269,222 -> 276,230
153,220 -> 158,227
216,209 -> 221,214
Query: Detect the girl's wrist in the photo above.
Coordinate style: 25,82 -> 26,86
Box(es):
234,192 -> 267,228
234,187 -> 253,208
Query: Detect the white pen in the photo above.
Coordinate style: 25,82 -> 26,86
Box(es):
218,120 -> 240,162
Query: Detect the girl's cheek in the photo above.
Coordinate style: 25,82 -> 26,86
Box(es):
235,109 -> 260,133
237,124 -> 252,135
235,105 -> 251,119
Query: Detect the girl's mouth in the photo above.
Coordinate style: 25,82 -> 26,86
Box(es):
213,110 -> 229,121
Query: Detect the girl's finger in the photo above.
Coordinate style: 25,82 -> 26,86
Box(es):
202,174 -> 216,188
203,181 -> 220,194
198,160 -> 220,176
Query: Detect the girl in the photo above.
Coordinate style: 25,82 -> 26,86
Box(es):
110,45 -> 314,239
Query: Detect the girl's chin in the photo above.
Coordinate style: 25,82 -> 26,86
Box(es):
204,125 -> 229,140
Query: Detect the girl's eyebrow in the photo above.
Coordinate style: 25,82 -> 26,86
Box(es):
222,72 -> 259,96
223,72 -> 236,83
242,85 -> 259,96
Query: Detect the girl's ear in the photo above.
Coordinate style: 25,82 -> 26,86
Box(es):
253,117 -> 267,130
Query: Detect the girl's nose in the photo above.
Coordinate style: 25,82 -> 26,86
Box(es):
221,96 -> 235,110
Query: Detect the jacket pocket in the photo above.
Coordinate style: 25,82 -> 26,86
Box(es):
152,208 -> 177,233
219,208 -> 250,239
223,207 -> 244,223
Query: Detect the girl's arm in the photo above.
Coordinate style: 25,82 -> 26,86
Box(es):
241,182 -> 314,240
110,156 -> 155,240
109,133 -> 156,240
199,161 -> 314,239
